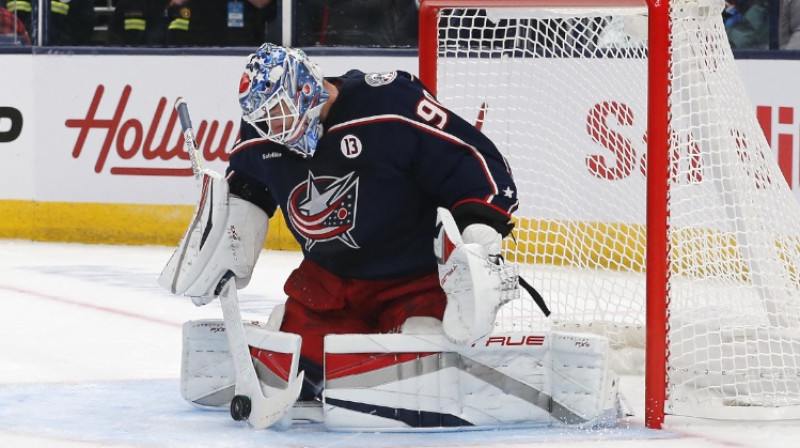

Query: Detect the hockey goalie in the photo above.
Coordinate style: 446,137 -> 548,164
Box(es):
159,43 -> 623,431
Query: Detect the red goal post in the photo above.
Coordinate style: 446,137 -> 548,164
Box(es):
420,0 -> 800,430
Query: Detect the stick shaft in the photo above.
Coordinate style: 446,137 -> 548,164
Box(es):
174,97 -> 203,177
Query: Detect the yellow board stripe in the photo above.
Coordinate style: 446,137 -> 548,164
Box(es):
0,202 -> 652,271
4,201 -> 785,284
505,217 -> 647,271
0,200 -> 300,250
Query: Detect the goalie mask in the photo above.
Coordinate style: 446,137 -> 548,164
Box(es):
239,43 -> 329,158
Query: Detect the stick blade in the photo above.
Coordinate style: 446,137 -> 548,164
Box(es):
247,371 -> 305,430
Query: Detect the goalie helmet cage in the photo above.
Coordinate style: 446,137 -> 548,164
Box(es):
419,0 -> 800,430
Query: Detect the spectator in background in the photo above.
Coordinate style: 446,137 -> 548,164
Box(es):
1,4 -> 30,44
295,0 -> 419,47
164,0 -> 279,46
5,0 -> 95,45
108,0 -> 168,46
780,0 -> 800,49
722,0 -> 769,49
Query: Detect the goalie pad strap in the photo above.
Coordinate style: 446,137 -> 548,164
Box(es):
520,276 -> 551,317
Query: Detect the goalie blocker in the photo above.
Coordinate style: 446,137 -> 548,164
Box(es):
183,321 -> 623,430
158,169 -> 268,306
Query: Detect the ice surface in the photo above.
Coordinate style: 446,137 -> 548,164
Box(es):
1,240 -> 799,447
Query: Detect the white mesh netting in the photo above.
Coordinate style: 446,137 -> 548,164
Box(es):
431,0 -> 800,419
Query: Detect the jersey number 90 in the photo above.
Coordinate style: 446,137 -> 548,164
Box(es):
416,91 -> 449,130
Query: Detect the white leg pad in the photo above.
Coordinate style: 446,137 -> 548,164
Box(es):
322,331 -> 621,431
181,319 -> 301,411
549,332 -> 622,427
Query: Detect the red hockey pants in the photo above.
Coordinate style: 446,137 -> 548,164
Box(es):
279,259 -> 447,367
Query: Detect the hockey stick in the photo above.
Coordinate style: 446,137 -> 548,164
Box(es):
217,274 -> 304,429
173,98 -> 304,429
174,97 -> 204,178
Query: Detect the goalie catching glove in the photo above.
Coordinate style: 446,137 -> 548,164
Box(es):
435,207 -> 522,345
159,170 -> 268,305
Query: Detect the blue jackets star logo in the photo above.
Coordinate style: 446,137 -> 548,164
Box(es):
286,171 -> 360,250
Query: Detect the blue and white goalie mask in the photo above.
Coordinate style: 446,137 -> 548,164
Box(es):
239,44 -> 329,157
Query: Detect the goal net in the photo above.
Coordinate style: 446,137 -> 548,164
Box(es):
419,0 -> 800,427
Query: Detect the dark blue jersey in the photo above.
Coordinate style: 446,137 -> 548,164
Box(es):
228,70 -> 518,280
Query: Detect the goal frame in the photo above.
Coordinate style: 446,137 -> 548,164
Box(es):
418,0 -> 671,429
